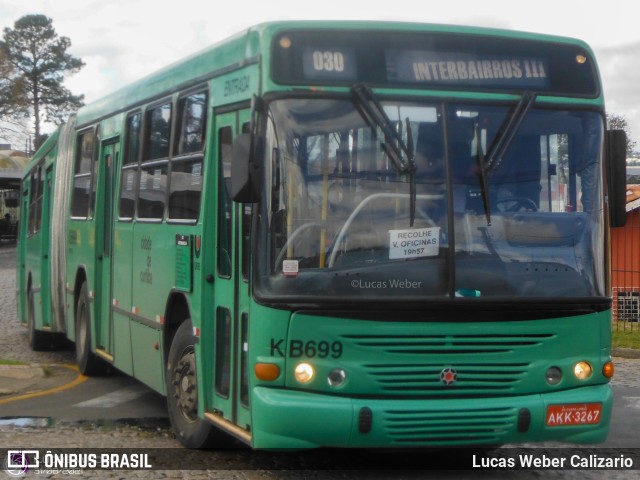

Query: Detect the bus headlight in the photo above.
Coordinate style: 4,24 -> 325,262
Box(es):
545,366 -> 563,385
328,368 -> 347,388
574,361 -> 593,380
294,363 -> 315,383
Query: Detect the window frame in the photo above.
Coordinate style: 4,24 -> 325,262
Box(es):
118,110 -> 143,222
167,88 -> 208,224
27,163 -> 43,236
70,126 -> 99,220
137,99 -> 173,222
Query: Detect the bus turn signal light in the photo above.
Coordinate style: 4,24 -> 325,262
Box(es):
255,363 -> 280,381
602,361 -> 615,379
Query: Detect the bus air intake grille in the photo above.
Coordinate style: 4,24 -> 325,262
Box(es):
343,333 -> 554,355
365,363 -> 529,394
382,407 -> 518,445
340,332 -> 554,395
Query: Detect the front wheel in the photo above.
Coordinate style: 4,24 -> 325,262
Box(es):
166,320 -> 225,448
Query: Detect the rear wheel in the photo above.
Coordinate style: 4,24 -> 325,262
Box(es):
75,282 -> 104,375
166,320 -> 224,448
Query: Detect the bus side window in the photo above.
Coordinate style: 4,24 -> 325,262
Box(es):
71,129 -> 96,218
28,166 -> 42,234
176,92 -> 207,154
119,112 -> 141,220
169,91 -> 207,221
139,103 -> 171,220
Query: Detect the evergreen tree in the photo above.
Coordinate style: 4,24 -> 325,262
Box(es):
0,47 -> 27,120
1,14 -> 84,148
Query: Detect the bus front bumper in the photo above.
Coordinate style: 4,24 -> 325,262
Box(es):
250,384 -> 612,449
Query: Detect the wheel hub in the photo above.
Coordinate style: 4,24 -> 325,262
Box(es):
172,349 -> 198,422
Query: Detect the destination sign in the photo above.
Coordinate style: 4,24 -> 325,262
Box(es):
386,50 -> 550,89
302,46 -> 357,81
271,30 -> 598,96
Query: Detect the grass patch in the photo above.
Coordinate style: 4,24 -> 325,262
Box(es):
612,322 -> 640,349
0,358 -> 28,366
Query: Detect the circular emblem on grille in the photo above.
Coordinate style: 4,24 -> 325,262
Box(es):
440,367 -> 458,386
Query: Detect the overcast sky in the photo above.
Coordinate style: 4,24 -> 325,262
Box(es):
2,0 -> 640,146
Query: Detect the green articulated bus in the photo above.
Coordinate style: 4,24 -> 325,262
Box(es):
17,21 -> 628,449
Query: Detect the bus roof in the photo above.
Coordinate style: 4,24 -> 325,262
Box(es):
23,127 -> 61,174
75,20 -> 597,127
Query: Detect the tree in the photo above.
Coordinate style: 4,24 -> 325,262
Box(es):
607,113 -> 637,157
1,14 -> 84,148
0,47 -> 27,120
0,47 -> 29,147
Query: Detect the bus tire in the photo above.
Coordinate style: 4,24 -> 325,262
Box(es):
166,320 -> 222,448
75,282 -> 104,375
27,285 -> 50,351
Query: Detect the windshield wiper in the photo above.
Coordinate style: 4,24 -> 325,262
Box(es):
475,90 -> 537,226
474,120 -> 492,226
351,83 -> 418,225
485,90 -> 537,172
351,83 -> 414,173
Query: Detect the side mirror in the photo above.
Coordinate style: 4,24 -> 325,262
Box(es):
605,129 -> 627,228
231,133 -> 261,203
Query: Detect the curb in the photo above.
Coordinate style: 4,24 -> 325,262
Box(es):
0,364 -> 46,380
0,364 -> 87,405
613,348 -> 640,359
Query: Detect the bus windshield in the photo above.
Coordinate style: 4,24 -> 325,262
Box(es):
256,96 -> 604,303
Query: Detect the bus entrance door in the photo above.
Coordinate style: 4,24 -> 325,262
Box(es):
95,139 -> 119,360
207,109 -> 252,440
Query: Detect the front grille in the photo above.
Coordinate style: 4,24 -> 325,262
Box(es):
342,333 -> 554,396
366,363 -> 529,394
383,406 -> 519,445
344,333 -> 553,354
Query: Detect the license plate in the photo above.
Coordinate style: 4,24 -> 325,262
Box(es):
546,403 -> 602,426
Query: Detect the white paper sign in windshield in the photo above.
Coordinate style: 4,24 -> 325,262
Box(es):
389,227 -> 440,260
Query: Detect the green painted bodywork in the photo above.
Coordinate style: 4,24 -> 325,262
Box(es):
18,130 -> 60,334
16,20 -> 611,449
